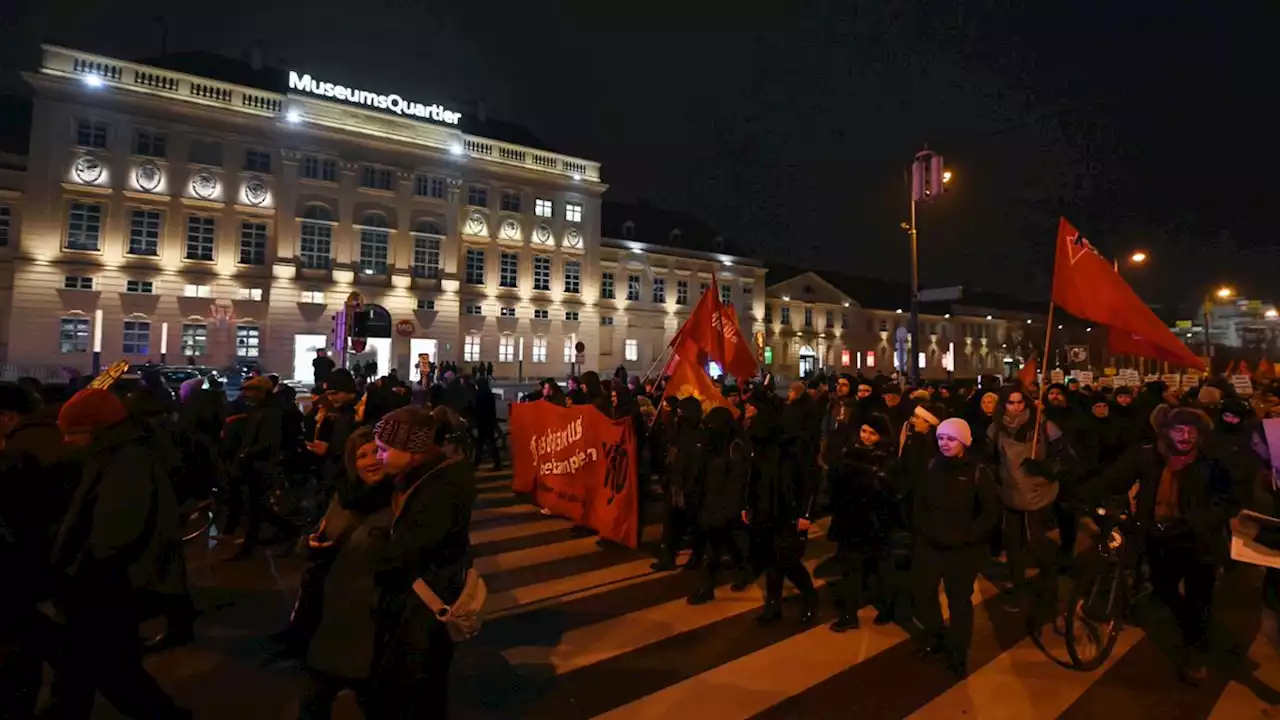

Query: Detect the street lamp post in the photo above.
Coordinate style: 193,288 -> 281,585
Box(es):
906,150 -> 950,385
1203,286 -> 1234,370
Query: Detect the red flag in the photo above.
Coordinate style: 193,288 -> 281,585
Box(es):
662,352 -> 738,417
1053,218 -> 1205,371
669,287 -> 758,380
1017,353 -> 1038,392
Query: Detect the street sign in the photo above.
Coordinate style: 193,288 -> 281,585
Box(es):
1067,345 -> 1089,364
919,286 -> 963,302
395,319 -> 415,337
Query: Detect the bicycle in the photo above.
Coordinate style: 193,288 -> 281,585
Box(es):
1063,497 -> 1136,670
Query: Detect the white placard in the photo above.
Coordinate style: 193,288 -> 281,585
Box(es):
1232,375 -> 1255,397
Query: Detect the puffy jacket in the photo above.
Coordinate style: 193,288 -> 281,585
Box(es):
912,455 -> 1001,549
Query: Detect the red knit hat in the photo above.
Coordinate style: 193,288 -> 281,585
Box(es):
58,388 -> 128,435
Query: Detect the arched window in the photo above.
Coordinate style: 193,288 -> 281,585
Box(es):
299,204 -> 335,269
358,212 -> 390,275
413,218 -> 444,236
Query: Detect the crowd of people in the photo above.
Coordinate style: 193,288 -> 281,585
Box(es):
0,362 -> 501,718
558,366 -> 1280,685
3,356 -> 1280,717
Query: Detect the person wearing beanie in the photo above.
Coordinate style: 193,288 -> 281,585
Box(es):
1196,385 -> 1224,410
46,387 -> 190,718
828,411 -> 898,632
370,405 -> 477,716
309,367 -> 361,499
1087,403 -> 1244,684
911,415 -> 1000,678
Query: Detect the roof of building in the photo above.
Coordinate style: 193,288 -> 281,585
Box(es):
766,264 -> 1047,318
137,51 -> 559,153
601,200 -> 737,255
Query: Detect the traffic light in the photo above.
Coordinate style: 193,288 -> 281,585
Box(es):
911,150 -> 947,203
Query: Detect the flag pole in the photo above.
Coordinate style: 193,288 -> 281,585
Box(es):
640,342 -> 674,385
1030,301 -> 1055,457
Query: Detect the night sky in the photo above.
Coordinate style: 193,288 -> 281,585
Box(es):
2,0 -> 1276,317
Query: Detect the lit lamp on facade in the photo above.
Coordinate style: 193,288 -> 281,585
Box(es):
160,322 -> 169,363
92,308 -> 104,374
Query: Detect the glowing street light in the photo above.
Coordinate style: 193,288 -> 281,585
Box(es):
1130,251 -> 1147,264
1266,308 -> 1279,319
1216,286 -> 1234,300
942,170 -> 953,184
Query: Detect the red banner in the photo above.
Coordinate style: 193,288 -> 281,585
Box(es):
509,401 -> 639,548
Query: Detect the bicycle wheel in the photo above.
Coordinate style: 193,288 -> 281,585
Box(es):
1064,561 -> 1126,670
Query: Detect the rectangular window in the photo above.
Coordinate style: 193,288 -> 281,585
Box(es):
498,336 -> 515,362
652,277 -> 666,303
185,216 -> 216,261
600,272 -> 615,299
700,282 -> 709,296
127,209 -> 162,256
180,323 -> 207,357
764,304 -> 774,323
720,283 -> 732,306
532,337 -> 547,363
299,220 -> 332,269
533,255 -> 551,292
464,335 -> 481,362
825,310 -> 834,328
676,280 -> 689,306
133,129 -> 167,158
625,338 -> 639,361
464,303 -> 483,316
65,202 -> 103,251
416,175 -> 446,199
465,248 -> 485,285
500,191 -> 521,212
299,290 -> 325,304
359,227 -> 389,275
564,310 -> 580,321
238,287 -> 263,301
413,236 -> 441,279
500,306 -> 516,318
0,205 -> 9,246
126,280 -> 154,294
235,325 -> 260,358
243,149 -> 271,173
534,308 -> 549,320
123,320 -> 151,355
563,260 -> 581,294
183,284 -> 211,298
564,338 -> 574,363
59,317 -> 90,353
360,166 -> 394,190
76,119 -> 108,149
467,185 -> 488,207
499,252 -> 518,288
535,198 -> 553,218
416,299 -> 435,311
189,139 -> 223,167
600,316 -> 615,326
743,286 -> 753,304
627,274 -> 641,301
64,275 -> 94,291
565,202 -> 583,223
781,306 -> 791,325
239,221 -> 267,265
301,156 -> 337,182
804,307 -> 814,327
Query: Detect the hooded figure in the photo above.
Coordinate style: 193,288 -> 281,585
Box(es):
652,397 -> 706,570
686,406 -> 751,605
745,388 -> 819,624
829,412 -> 898,631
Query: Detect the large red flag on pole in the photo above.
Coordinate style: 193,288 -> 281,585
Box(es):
1052,218 -> 1205,371
668,286 -> 759,380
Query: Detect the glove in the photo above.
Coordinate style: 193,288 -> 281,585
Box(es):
1021,458 -> 1051,478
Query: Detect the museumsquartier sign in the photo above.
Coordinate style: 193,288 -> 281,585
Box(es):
288,71 -> 462,125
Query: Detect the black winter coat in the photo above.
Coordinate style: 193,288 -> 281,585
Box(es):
696,438 -> 749,528
829,443 -> 896,545
911,454 -> 1001,549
